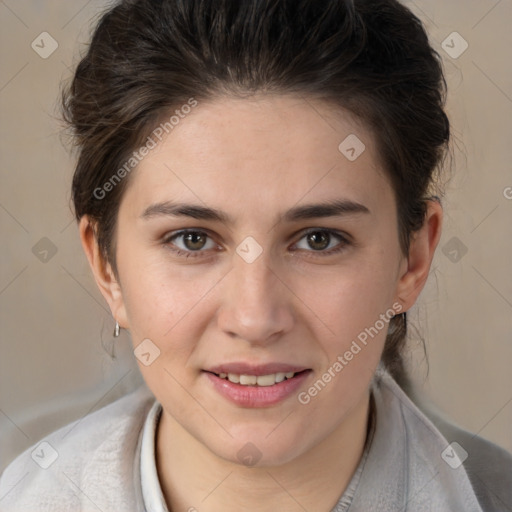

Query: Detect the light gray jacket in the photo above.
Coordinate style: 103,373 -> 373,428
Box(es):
0,370 -> 510,511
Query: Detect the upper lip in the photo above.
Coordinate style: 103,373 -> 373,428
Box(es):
205,363 -> 310,376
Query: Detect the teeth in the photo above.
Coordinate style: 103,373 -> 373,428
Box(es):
256,374 -> 276,387
239,374 -> 257,385
218,372 -> 298,386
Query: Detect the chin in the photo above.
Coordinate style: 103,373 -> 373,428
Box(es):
205,428 -> 309,468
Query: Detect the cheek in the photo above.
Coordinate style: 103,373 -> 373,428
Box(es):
294,251 -> 399,406
117,245 -> 225,345
295,257 -> 398,344
294,271 -> 394,423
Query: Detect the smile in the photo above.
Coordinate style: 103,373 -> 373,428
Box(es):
203,369 -> 312,407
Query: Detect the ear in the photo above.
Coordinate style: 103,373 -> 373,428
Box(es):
79,216 -> 128,329
395,199 -> 443,311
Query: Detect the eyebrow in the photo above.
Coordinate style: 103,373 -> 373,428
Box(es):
140,199 -> 370,224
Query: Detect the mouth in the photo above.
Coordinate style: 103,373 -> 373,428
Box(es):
202,365 -> 312,407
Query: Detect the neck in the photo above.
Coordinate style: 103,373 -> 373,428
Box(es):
156,393 -> 371,512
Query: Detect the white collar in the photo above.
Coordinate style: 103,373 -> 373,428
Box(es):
139,399 -> 169,512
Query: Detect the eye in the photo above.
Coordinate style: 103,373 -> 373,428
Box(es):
163,230 -> 218,257
292,229 -> 350,255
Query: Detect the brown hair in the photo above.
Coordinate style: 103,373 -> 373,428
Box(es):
62,0 -> 450,388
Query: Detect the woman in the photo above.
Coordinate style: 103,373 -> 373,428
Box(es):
1,0 -> 510,510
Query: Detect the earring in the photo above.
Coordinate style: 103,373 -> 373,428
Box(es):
113,321 -> 120,338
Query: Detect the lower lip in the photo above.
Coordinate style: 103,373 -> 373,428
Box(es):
204,371 -> 311,408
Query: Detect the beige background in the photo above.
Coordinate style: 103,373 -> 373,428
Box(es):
1,0 -> 511,474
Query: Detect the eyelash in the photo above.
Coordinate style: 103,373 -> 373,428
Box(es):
162,228 -> 351,259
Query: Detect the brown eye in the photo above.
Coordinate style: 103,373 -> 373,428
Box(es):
293,229 -> 350,255
306,231 -> 331,251
182,232 -> 208,250
164,230 -> 217,257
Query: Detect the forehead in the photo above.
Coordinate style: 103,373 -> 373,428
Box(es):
119,94 -> 393,222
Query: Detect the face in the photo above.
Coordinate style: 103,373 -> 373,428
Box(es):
96,95 -> 412,465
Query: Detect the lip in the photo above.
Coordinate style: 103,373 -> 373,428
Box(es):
205,362 -> 309,376
203,367 -> 312,408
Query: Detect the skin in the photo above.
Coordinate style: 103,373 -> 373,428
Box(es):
80,94 -> 442,511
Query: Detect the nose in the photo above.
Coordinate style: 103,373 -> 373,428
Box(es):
216,249 -> 294,346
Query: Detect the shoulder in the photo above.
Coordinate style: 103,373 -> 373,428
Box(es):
377,371 -> 512,512
0,385 -> 156,512
422,403 -> 512,512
